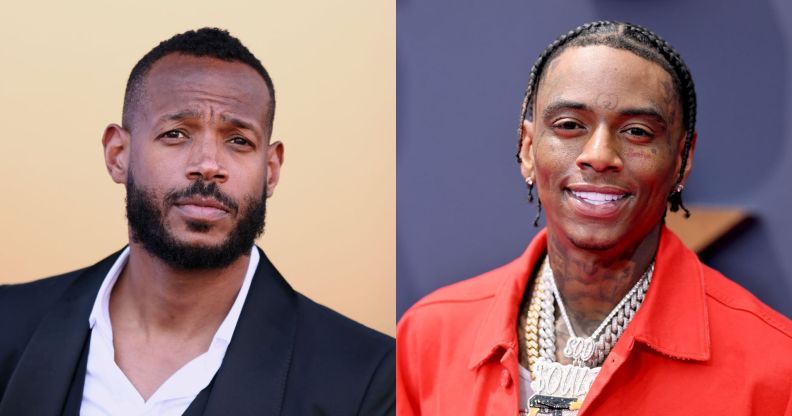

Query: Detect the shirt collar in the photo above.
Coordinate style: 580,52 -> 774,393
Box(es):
87,246 -> 260,347
87,247 -> 130,339
626,227 -> 711,361
468,230 -> 547,370
467,226 -> 711,369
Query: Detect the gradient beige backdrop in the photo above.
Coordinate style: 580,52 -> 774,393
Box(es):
0,1 -> 395,336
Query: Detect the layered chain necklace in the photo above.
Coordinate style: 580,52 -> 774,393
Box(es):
519,257 -> 654,415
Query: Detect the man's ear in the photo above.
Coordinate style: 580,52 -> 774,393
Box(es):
265,140 -> 284,198
678,131 -> 697,186
102,124 -> 130,184
519,119 -> 536,181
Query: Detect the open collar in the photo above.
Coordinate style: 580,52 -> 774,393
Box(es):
466,226 -> 711,371
0,247 -> 300,416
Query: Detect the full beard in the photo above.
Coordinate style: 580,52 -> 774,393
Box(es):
125,172 -> 266,270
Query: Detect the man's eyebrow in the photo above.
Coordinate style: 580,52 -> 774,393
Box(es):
157,110 -> 202,124
542,100 -> 589,119
620,107 -> 668,127
220,114 -> 258,133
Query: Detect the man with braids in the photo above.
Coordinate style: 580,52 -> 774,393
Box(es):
397,21 -> 792,415
0,28 -> 394,415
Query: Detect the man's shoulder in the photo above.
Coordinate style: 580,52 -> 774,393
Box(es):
1,251 -> 119,311
401,260 -> 517,323
396,259 -> 524,351
295,293 -> 394,351
289,294 -> 394,399
0,269 -> 87,317
0,251 -> 119,344
702,264 -> 792,349
254,249 -> 394,353
283,294 -> 394,414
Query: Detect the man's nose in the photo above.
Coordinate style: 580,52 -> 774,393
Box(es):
575,125 -> 623,173
186,136 -> 228,182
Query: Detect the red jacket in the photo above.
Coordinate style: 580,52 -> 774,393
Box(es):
397,227 -> 792,415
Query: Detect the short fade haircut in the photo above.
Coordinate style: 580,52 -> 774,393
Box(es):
122,27 -> 276,135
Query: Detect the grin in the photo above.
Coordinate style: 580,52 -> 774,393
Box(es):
565,187 -> 632,220
569,190 -> 628,206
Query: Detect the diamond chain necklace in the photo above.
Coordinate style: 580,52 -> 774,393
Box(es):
543,258 -> 654,367
520,258 -> 655,415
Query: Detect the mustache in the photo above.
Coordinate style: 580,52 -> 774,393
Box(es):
163,180 -> 239,214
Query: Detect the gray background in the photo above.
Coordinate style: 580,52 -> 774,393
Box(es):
397,0 -> 792,319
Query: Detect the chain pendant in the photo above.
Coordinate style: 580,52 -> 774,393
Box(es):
530,358 -> 600,399
562,336 -> 596,365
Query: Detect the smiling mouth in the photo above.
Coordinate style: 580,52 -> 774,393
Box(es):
569,190 -> 628,205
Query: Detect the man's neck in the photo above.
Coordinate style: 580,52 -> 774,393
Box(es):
545,225 -> 660,337
110,243 -> 251,339
107,243 -> 252,400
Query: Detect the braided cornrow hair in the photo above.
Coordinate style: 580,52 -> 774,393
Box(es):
516,21 -> 697,217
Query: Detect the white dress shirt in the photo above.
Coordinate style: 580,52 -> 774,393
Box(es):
80,247 -> 259,416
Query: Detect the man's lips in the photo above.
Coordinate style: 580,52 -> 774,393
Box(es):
565,184 -> 631,218
173,197 -> 231,221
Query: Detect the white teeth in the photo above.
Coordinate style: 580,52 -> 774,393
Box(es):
571,191 -> 625,205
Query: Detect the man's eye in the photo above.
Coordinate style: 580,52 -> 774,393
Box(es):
162,130 -> 186,139
550,119 -> 586,138
624,127 -> 653,137
553,120 -> 583,130
229,136 -> 252,147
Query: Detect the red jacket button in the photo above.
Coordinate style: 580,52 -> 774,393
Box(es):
500,369 -> 511,387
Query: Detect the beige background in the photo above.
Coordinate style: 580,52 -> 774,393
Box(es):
0,1 -> 395,336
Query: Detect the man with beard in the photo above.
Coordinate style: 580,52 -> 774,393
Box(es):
0,28 -> 394,416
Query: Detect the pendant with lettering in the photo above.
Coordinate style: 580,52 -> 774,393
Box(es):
562,336 -> 596,365
527,358 -> 599,414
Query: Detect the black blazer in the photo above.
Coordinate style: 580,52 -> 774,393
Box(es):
0,248 -> 395,415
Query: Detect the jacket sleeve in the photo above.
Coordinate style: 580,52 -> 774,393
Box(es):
396,310 -> 421,416
357,344 -> 395,416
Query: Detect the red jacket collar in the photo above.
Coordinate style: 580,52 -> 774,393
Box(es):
468,226 -> 711,370
627,227 -> 711,361
467,230 -> 547,369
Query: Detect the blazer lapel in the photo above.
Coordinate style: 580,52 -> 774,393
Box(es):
0,253 -> 117,416
201,249 -> 298,415
181,374 -> 215,416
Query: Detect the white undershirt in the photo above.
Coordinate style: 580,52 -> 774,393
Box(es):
80,247 -> 259,416
519,364 -> 535,412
